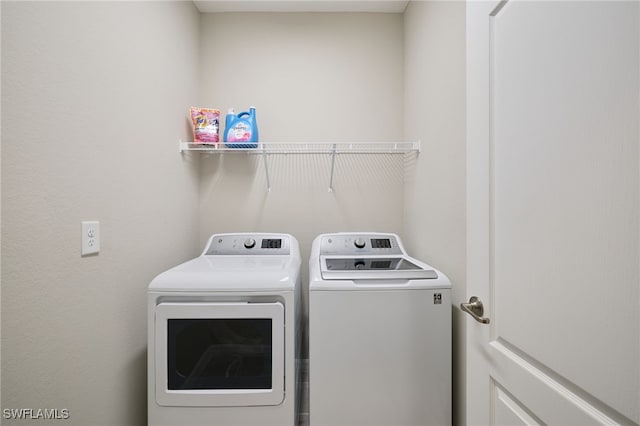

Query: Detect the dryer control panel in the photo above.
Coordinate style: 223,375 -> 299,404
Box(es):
204,234 -> 291,255
319,233 -> 404,256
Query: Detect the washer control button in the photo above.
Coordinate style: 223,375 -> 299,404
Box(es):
244,238 -> 256,249
354,238 -> 366,249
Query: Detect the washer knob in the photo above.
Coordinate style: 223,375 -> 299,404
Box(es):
354,238 -> 366,249
244,238 -> 256,249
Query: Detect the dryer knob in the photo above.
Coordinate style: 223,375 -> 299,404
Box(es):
354,238 -> 366,249
244,238 -> 256,249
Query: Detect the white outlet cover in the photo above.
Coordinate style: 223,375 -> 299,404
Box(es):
81,221 -> 100,256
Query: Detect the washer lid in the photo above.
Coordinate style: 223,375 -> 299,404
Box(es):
320,256 -> 438,280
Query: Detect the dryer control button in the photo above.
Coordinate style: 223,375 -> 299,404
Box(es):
244,238 -> 256,249
354,238 -> 366,249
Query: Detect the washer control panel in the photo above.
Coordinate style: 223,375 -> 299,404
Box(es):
319,233 -> 403,255
204,234 -> 291,255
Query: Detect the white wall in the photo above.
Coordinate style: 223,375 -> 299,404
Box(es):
1,2 -> 200,424
403,1 -> 466,424
197,12 -> 406,355
199,13 -> 404,145
197,12 -> 405,249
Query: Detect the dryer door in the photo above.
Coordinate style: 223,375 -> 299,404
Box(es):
155,302 -> 285,407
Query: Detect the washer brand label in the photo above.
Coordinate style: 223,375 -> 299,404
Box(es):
434,293 -> 442,304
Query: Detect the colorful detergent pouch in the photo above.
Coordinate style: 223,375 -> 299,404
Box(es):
190,107 -> 220,143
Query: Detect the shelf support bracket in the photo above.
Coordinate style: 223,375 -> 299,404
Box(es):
262,148 -> 271,192
328,143 -> 337,192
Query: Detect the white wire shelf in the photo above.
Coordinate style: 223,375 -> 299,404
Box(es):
179,141 -> 420,154
179,140 -> 420,192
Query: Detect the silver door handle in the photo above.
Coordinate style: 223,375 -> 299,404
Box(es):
460,296 -> 490,324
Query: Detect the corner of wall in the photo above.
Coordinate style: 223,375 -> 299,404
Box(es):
402,1 -> 467,425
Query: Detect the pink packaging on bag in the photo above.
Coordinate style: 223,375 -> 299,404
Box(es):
190,107 -> 220,143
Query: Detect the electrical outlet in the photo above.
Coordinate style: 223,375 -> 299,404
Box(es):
81,221 -> 100,256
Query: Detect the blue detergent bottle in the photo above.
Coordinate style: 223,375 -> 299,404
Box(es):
223,106 -> 259,148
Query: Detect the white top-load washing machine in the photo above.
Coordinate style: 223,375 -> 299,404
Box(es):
148,233 -> 302,426
309,232 -> 451,426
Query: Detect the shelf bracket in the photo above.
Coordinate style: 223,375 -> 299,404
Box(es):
262,148 -> 271,192
328,143 -> 337,192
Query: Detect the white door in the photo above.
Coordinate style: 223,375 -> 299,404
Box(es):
466,1 -> 639,425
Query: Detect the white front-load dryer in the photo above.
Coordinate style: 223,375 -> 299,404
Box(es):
148,233 -> 302,426
309,232 -> 452,426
